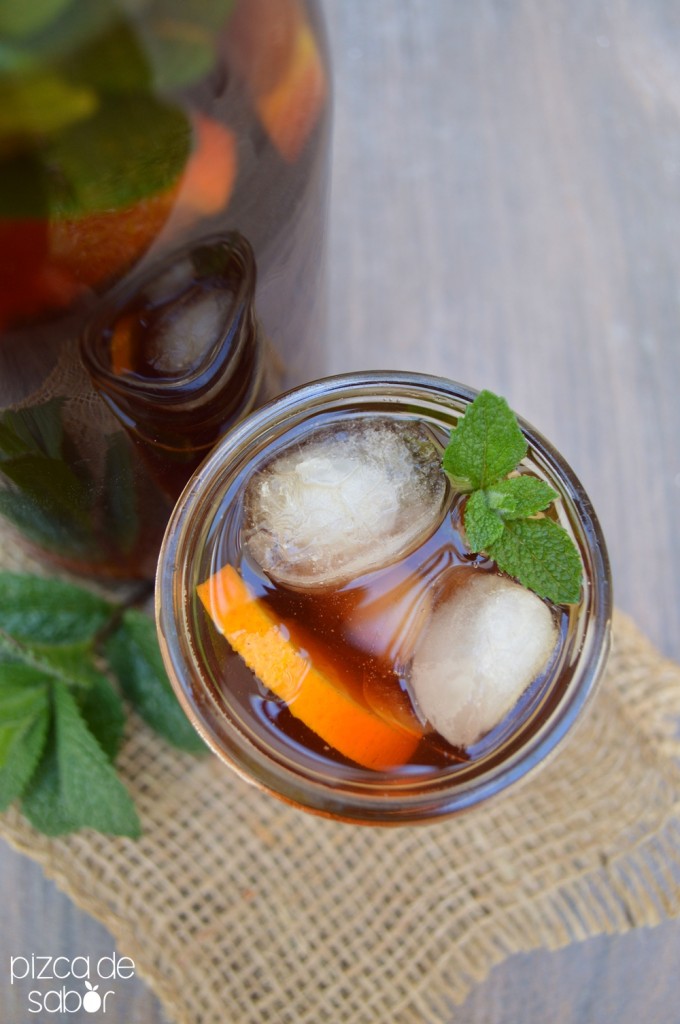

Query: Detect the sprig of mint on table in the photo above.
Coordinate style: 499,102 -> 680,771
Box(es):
442,390 -> 583,605
0,574 -> 205,838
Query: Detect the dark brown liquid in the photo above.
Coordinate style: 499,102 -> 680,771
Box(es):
83,234 -> 272,504
106,280 -> 223,381
201,449 -> 569,778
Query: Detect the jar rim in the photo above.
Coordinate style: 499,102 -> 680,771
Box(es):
155,371 -> 612,824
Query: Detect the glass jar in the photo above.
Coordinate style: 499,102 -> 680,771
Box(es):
0,0 -> 331,578
156,372 -> 612,824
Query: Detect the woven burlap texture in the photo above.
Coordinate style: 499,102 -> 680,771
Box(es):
1,533 -> 680,1024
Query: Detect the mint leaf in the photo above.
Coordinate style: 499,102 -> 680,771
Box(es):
0,400 -> 65,461
443,391 -> 584,604
464,490 -> 505,552
486,476 -> 558,520
106,610 -> 206,754
487,518 -> 583,604
442,390 -> 527,491
49,93 -> 191,216
0,454 -> 92,535
0,71 -> 96,136
0,490 -> 90,556
0,6 -> 117,86
0,400 -> 100,556
64,18 -> 152,94
22,682 -> 140,837
76,673 -> 125,763
0,573 -> 113,645
0,666 -> 49,730
20,728 -> 79,835
0,713 -> 50,812
0,400 -> 90,505
0,664 -> 51,808
0,0 -> 73,39
136,0 -> 237,92
0,571 -> 205,837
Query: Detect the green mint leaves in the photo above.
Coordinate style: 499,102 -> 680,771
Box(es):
0,573 -> 205,838
442,389 -> 528,491
443,391 -> 583,605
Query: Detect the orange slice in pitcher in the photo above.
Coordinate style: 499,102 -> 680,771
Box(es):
225,0 -> 327,162
197,564 -> 421,770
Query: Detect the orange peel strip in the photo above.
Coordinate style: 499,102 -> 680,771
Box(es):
196,564 -> 420,770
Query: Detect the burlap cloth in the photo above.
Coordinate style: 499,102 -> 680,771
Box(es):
2,527 -> 680,1024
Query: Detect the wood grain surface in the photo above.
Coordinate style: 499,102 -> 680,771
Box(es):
2,1 -> 679,1021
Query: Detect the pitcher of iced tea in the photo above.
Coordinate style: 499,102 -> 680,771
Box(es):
0,0 -> 331,578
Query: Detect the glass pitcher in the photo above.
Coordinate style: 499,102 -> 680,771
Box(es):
0,0 -> 331,578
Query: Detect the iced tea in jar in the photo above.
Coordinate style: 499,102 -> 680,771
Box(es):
156,372 -> 612,824
0,0 -> 331,577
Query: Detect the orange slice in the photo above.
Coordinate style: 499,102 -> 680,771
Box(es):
225,0 -> 327,163
174,113 -> 237,221
108,310 -> 137,376
50,113 -> 237,290
255,19 -> 327,163
197,564 -> 420,770
0,111 -> 239,329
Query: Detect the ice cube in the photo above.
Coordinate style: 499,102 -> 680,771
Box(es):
147,287 -> 225,375
144,258 -> 194,305
410,571 -> 558,748
243,418 -> 447,587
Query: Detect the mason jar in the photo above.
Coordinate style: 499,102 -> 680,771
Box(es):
0,0 -> 331,578
155,372 -> 612,824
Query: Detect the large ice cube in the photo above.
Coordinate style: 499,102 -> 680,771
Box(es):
410,571 -> 558,748
147,287 -> 225,375
243,418 -> 447,587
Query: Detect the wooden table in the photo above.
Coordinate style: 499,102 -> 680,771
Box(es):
2,1 -> 679,1020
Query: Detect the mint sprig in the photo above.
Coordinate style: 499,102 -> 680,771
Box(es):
0,572 -> 206,837
443,391 -> 583,604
